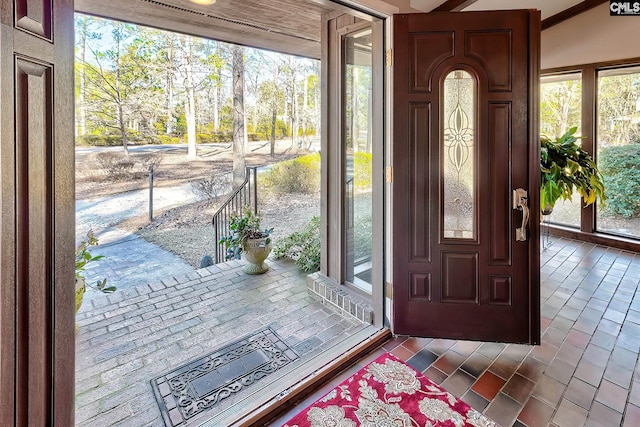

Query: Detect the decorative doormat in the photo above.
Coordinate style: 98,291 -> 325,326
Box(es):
283,352 -> 497,427
151,326 -> 298,426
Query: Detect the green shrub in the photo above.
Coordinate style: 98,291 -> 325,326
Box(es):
354,152 -> 372,190
261,153 -> 321,194
273,216 -> 320,272
157,135 -> 173,145
599,144 -> 640,219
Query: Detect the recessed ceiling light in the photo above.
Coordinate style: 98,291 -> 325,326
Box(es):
190,0 -> 216,5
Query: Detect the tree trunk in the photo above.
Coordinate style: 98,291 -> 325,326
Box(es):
184,36 -> 197,159
118,103 -> 129,155
232,45 -> 246,186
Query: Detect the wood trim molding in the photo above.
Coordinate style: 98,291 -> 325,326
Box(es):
549,225 -> 640,253
542,57 -> 640,75
541,0 -> 608,31
233,328 -> 392,426
432,0 -> 479,12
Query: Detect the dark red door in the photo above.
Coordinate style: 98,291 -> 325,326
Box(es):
392,11 -> 540,344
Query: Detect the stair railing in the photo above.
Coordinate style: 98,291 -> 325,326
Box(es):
212,166 -> 258,263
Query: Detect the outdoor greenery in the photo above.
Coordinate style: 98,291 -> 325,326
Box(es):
353,152 -> 373,190
540,127 -> 606,211
599,144 -> 640,218
219,209 -> 272,260
273,216 -> 321,272
75,15 -> 320,154
261,153 -> 321,194
75,231 -> 116,293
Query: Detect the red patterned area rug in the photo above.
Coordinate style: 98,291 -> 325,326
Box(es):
282,352 -> 498,427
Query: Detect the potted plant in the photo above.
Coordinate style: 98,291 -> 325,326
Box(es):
219,208 -> 273,274
75,230 -> 116,314
540,127 -> 606,214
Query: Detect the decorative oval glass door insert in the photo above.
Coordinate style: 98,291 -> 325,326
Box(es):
443,69 -> 476,240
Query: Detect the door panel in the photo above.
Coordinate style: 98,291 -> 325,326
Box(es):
1,0 -> 76,424
393,11 -> 540,344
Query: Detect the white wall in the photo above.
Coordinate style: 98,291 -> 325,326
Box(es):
542,3 -> 640,70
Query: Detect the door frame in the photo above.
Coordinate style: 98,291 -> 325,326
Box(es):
321,5 -> 390,328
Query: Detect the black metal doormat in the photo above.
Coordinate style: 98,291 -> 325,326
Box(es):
150,327 -> 299,426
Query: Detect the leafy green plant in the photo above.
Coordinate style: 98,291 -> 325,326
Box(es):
599,144 -> 640,219
273,216 -> 321,272
76,231 -> 116,293
540,127 -> 606,210
219,209 -> 273,260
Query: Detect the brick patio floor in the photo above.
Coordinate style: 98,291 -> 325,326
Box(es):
75,258 -> 368,426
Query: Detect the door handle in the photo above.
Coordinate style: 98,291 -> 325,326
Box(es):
513,188 -> 529,242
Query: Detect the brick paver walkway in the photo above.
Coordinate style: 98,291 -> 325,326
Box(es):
75,258 -> 367,426
80,227 -> 194,304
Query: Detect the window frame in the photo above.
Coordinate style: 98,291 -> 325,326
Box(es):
542,57 -> 640,252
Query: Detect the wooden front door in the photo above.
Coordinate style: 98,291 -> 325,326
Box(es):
392,11 -> 540,344
1,0 -> 76,424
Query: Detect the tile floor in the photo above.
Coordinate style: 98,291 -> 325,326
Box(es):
272,237 -> 640,426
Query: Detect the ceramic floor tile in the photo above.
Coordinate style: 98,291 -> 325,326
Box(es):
564,377 -> 597,410
472,371 -> 505,401
440,369 -> 474,397
406,348 -> 439,373
588,401 -> 623,426
461,390 -> 489,413
517,396 -> 555,427
623,403 -> 640,427
433,351 -> 467,375
460,353 -> 492,378
595,379 -> 628,413
424,366 -> 447,385
484,393 -> 522,427
502,373 -> 535,404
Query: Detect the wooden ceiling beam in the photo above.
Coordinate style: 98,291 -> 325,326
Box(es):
432,0 -> 479,12
542,0 -> 608,30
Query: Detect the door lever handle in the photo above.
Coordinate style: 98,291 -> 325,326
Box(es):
513,188 -> 529,242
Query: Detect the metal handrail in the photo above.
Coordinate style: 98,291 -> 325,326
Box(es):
212,166 -> 258,263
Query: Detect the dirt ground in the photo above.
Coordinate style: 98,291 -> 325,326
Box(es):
77,141 -> 320,267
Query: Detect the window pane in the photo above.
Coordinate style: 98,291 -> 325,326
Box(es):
596,66 -> 640,239
344,28 -> 373,292
540,73 -> 582,228
443,70 -> 475,239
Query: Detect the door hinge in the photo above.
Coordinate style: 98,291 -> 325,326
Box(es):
385,166 -> 393,183
386,49 -> 393,67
